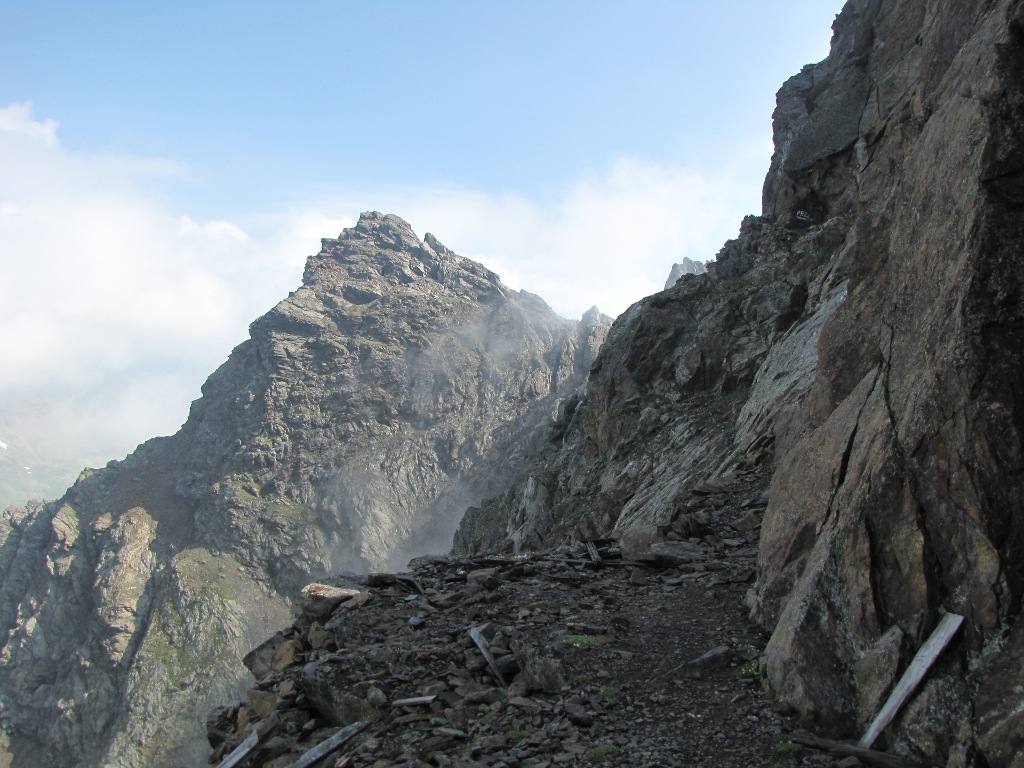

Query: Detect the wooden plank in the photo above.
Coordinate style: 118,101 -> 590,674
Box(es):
217,731 -> 259,768
791,731 -> 922,768
390,695 -> 437,708
859,612 -> 964,749
469,626 -> 508,688
280,720 -> 367,768
217,713 -> 280,768
586,541 -> 602,564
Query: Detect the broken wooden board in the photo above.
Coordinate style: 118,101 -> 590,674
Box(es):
859,612 -> 964,749
390,695 -> 437,708
280,720 -> 367,768
217,712 -> 280,768
469,626 -> 508,687
791,731 -> 923,768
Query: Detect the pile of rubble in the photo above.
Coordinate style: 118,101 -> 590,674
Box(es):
207,474 -> 839,768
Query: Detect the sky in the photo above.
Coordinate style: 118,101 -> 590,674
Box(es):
0,0 -> 846,502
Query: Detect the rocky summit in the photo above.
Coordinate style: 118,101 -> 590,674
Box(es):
2,0 -> 1024,767
0,213 -> 608,768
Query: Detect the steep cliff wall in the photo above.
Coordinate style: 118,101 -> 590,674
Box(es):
0,213 -> 608,768
753,2 -> 1024,765
457,2 -> 1024,764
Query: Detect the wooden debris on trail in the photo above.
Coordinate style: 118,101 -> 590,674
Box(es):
859,612 -> 965,749
280,721 -> 367,768
217,713 -> 280,768
791,731 -> 923,768
390,696 -> 437,708
469,626 -> 508,687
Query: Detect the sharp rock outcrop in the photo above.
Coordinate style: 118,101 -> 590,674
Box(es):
0,212 -> 609,768
663,257 -> 707,289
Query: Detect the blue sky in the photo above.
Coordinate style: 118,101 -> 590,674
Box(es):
0,1 -> 845,498
4,2 -> 841,217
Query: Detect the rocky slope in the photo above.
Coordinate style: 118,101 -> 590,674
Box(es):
0,213 -> 608,768
205,533 -> 795,768
456,1 -> 1024,765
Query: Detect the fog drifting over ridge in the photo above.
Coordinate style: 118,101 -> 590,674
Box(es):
0,101 -> 765,505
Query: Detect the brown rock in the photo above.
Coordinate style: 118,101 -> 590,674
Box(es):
616,526 -> 664,560
247,689 -> 278,720
463,687 -> 504,706
244,632 -> 286,681
271,639 -> 300,672
308,623 -> 332,651
466,568 -> 501,590
670,646 -> 735,679
301,661 -> 380,726
650,541 -> 706,566
729,510 -> 761,533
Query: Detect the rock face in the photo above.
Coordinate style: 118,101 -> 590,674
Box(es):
753,3 -> 1024,764
663,257 -> 707,289
457,1 -> 1024,765
0,212 -> 609,768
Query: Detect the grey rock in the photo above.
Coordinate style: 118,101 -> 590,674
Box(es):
649,542 -> 706,566
0,213 -> 610,768
663,258 -> 707,289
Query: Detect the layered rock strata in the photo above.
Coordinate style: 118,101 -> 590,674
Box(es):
0,213 -> 608,768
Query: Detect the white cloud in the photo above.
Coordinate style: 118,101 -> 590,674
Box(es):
390,148 -> 769,319
0,103 -> 343,487
0,102 -> 59,146
0,100 -> 768,503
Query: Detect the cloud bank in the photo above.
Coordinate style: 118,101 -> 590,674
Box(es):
0,101 -> 767,503
396,149 -> 768,320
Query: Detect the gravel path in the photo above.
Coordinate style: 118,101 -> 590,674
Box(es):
207,545 -> 828,768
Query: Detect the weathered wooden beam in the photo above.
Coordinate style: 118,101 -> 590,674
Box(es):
791,731 -> 922,768
859,612 -> 964,749
280,720 -> 367,768
217,731 -> 260,768
469,626 -> 508,687
390,695 -> 437,708
586,541 -> 602,565
217,713 -> 280,768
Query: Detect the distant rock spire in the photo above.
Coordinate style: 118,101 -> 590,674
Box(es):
664,257 -> 707,289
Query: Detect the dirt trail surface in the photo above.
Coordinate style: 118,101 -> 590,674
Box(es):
207,476 -> 843,768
